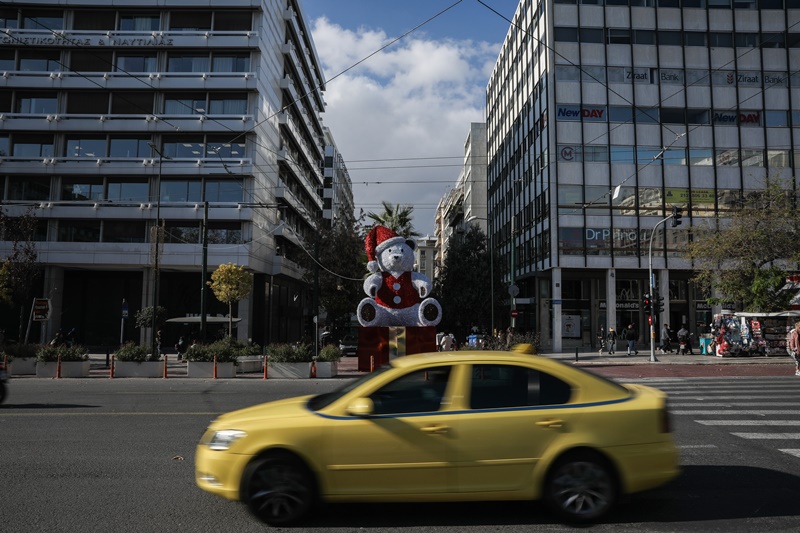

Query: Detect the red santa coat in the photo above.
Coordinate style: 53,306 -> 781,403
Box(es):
375,272 -> 421,309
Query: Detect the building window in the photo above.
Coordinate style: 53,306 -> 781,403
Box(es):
767,150 -> 791,168
109,137 -> 151,158
662,148 -> 687,165
17,92 -> 58,114
633,30 -> 656,45
58,221 -> 101,242
689,149 -> 714,165
687,109 -> 710,124
660,108 -> 686,124
554,27 -> 578,43
164,222 -> 200,244
205,179 -> 243,202
108,179 -> 148,202
209,93 -> 248,114
22,10 -> 63,30
167,54 -> 210,72
686,69 -> 710,86
634,107 -> 659,123
62,178 -> 103,201
0,9 -> 19,29
580,28 -> 604,44
71,51 -> 113,72
164,94 -> 207,114
740,149 -> 764,167
658,31 -> 682,46
609,106 -> 633,123
735,33 -> 759,48
684,32 -> 706,47
119,13 -> 161,31
115,54 -> 158,72
11,135 -> 55,157
638,188 -> 663,215
765,110 -> 788,127
716,149 -> 740,166
610,146 -> 635,163
7,176 -> 50,201
607,29 -> 631,45
72,10 -> 116,31
64,92 -> 109,114
66,137 -> 107,158
555,65 -> 580,81
214,12 -> 251,31
169,11 -> 211,31
160,180 -> 202,202
18,51 -> 60,72
762,33 -> 786,48
104,221 -> 146,243
0,135 -> 8,156
111,92 -> 154,114
709,33 -> 733,47
212,54 -> 249,72
207,222 -> 242,244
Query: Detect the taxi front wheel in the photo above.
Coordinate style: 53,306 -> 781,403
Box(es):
241,454 -> 315,526
544,450 -> 618,523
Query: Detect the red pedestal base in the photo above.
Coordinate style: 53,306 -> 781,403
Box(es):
357,326 -> 437,372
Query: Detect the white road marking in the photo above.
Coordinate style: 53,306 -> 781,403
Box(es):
672,410 -> 800,415
671,402 -> 798,407
731,433 -> 800,439
779,449 -> 800,458
697,420 -> 800,426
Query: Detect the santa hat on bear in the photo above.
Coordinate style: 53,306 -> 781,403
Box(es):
365,225 -> 406,273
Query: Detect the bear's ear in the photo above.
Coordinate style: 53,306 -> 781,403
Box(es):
404,239 -> 416,251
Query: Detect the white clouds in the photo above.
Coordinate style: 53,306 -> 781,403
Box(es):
311,17 -> 500,235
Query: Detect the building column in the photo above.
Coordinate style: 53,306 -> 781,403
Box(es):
140,267 -> 155,346
552,268 -> 562,353
606,268 -> 617,332
238,295 -> 252,343
40,266 -> 64,344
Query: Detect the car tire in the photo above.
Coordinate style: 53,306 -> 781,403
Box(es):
241,454 -> 316,526
543,450 -> 618,524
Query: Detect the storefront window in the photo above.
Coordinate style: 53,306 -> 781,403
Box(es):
638,187 -> 663,215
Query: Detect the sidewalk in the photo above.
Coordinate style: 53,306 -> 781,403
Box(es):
77,347 -> 789,379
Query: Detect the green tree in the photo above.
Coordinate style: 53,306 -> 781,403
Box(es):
300,220 -> 366,333
0,207 -> 42,343
685,177 -> 800,311
208,263 -> 253,337
366,201 -> 421,238
434,224 -> 503,340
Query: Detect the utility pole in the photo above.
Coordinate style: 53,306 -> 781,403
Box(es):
148,142 -> 169,357
647,207 -> 682,362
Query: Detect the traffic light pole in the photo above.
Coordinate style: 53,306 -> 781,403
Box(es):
647,208 -> 681,363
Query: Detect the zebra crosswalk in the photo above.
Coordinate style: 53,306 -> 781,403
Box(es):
624,376 -> 800,460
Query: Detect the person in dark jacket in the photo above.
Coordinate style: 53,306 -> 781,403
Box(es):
625,324 -> 638,356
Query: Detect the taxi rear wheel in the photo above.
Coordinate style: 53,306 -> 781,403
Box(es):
543,450 -> 618,523
241,454 -> 315,526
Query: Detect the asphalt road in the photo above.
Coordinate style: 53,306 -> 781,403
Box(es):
2,375 -> 800,533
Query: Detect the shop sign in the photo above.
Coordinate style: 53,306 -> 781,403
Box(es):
696,302 -> 712,310
556,105 -> 606,121
713,112 -> 737,124
600,301 -> 641,310
665,188 -> 715,204
739,112 -> 761,125
659,69 -> 683,84
736,72 -> 761,86
625,68 -> 650,82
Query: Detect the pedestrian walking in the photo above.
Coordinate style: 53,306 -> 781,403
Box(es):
175,336 -> 187,361
607,328 -> 617,355
156,330 -> 163,358
626,324 -> 638,356
660,324 -> 672,354
598,325 -> 607,355
786,322 -> 800,376
439,331 -> 454,351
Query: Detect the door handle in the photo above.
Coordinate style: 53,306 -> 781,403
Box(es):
420,425 -> 450,435
535,419 -> 564,429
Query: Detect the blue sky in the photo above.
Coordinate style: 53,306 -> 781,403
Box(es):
299,0 -> 519,236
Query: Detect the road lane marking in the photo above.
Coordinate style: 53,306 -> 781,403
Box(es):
671,402 -> 799,407
697,420 -> 800,426
678,444 -> 718,449
779,449 -> 800,458
731,433 -> 800,439
672,410 -> 800,415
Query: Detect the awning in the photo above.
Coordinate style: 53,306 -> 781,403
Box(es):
165,316 -> 241,324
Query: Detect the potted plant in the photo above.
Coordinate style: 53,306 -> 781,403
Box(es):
4,343 -> 39,375
114,342 -> 162,378
315,345 -> 341,378
186,338 -> 243,378
266,343 -> 312,378
36,344 -> 90,377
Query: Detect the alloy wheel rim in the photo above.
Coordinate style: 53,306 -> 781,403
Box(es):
551,460 -> 613,517
250,463 -> 310,520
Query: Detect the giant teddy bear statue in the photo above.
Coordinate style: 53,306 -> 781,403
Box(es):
357,225 -> 442,327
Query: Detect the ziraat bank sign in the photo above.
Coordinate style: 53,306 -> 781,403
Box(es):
556,105 -> 607,122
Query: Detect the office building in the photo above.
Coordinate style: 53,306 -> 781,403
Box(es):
487,0 -> 800,350
0,0 -> 337,347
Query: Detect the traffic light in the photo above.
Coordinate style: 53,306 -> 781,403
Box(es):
656,296 -> 665,314
643,294 -> 652,313
671,206 -> 683,227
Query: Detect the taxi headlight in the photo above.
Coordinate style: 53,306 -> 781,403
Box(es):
208,429 -> 247,450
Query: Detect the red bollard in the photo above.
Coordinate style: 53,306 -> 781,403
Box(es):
370,355 -> 375,373
110,354 -> 115,379
3,353 -> 8,371
56,354 -> 62,379
213,355 -> 218,379
163,354 -> 168,379
262,355 -> 268,380
310,359 -> 317,378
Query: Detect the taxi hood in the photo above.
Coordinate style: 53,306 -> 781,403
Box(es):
210,395 -> 314,428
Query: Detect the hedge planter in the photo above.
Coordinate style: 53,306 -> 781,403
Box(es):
9,357 -> 36,375
187,361 -> 236,378
268,362 -> 311,378
36,360 -> 90,378
315,361 -> 339,378
114,361 -> 163,378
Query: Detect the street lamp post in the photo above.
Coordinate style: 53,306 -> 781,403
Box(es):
148,142 -> 168,357
647,209 -> 679,362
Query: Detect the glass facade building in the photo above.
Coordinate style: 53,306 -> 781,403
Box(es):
487,0 -> 800,350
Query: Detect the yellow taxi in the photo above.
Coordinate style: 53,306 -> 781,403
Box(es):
196,347 -> 679,525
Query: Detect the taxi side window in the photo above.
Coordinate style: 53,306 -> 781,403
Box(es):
369,366 -> 452,415
470,364 -> 572,409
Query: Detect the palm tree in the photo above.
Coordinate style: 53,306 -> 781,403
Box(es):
366,201 -> 421,238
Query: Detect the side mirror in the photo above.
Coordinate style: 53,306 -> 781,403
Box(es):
346,397 -> 375,417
